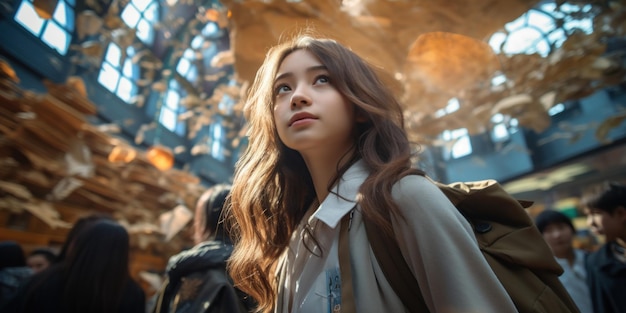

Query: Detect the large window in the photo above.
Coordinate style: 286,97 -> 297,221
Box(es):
97,43 -> 139,103
13,0 -> 75,55
120,0 -> 159,45
489,2 -> 594,57
484,2 -> 593,146
162,22 -> 224,138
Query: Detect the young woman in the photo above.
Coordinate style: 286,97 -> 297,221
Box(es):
225,34 -> 517,313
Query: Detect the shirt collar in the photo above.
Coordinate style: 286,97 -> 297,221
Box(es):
311,160 -> 368,229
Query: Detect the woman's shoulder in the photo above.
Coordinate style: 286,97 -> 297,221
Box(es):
391,174 -> 459,216
392,174 -> 442,199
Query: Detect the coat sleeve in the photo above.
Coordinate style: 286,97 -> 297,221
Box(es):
390,175 -> 517,313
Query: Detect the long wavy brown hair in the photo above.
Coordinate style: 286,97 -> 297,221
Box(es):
225,34 -> 422,313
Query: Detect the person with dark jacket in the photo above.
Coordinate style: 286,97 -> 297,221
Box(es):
581,181 -> 626,313
153,184 -> 254,313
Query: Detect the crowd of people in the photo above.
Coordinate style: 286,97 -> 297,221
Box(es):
0,35 -> 624,313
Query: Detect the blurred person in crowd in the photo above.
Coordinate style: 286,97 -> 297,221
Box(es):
55,213 -> 113,263
535,210 -> 592,313
26,248 -> 57,274
582,181 -> 626,313
5,219 -> 145,313
153,184 -> 254,313
0,241 -> 32,309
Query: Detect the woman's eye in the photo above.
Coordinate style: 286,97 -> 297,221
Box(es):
315,75 -> 330,84
275,84 -> 290,94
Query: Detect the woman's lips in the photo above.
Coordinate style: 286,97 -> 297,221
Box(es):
289,112 -> 317,126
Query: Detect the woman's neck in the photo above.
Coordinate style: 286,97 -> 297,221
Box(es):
301,147 -> 355,203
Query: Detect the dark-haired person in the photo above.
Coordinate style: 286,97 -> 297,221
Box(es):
0,241 -> 32,309
582,181 -> 626,313
535,210 -> 592,313
26,248 -> 57,274
55,213 -> 113,263
153,184 -> 254,313
5,220 -> 145,313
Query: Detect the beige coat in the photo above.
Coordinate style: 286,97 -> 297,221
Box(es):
275,161 -> 517,313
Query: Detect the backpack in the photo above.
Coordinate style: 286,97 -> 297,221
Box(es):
364,179 -> 581,313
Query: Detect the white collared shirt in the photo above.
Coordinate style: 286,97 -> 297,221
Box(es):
279,161 -> 366,313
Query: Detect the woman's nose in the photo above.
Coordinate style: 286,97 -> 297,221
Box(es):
290,86 -> 311,109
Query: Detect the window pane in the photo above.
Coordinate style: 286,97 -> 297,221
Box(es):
41,22 -> 70,55
548,103 -> 565,116
452,136 -> 472,159
121,5 -> 141,28
136,18 -> 153,44
159,108 -> 177,131
122,59 -> 136,78
175,121 -> 186,136
526,11 -> 555,33
133,0 -> 152,12
144,2 -> 158,22
211,124 -> 223,159
183,48 -> 195,60
503,28 -> 543,55
176,58 -> 190,76
202,22 -> 218,37
104,43 -> 122,67
98,63 -> 121,92
14,1 -> 45,35
191,36 -> 204,49
492,124 -> 509,141
164,90 -> 180,110
53,0 -> 74,31
452,139 -> 472,158
185,67 -> 198,83
117,77 -> 137,102
491,113 -> 504,123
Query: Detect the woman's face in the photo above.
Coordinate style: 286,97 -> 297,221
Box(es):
272,49 -> 355,160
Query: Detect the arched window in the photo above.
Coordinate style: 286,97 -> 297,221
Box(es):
159,80 -> 187,136
97,43 -> 139,103
13,0 -> 75,55
120,0 -> 159,44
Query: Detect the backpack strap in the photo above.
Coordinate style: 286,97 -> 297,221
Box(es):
339,212 -> 356,313
363,212 -> 430,313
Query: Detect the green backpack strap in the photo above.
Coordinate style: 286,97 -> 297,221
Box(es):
363,212 -> 429,312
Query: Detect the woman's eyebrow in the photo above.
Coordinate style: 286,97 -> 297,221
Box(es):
274,65 -> 328,83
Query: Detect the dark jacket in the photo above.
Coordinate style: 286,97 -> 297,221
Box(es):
0,267 -> 32,309
153,241 -> 254,313
586,241 -> 626,313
